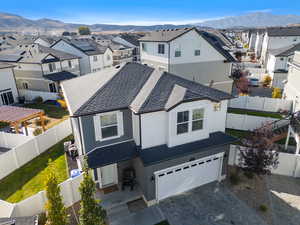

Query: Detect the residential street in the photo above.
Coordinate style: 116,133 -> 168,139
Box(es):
159,182 -> 268,225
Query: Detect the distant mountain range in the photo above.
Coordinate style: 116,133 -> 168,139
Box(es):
1,12 -> 300,34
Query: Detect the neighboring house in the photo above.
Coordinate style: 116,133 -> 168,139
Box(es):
240,30 -> 250,45
0,44 -> 80,95
266,43 -> 300,88
283,51 -> 300,112
51,38 -> 113,74
34,36 -> 57,47
139,27 -> 236,93
113,33 -> 142,62
0,63 -> 18,105
62,62 -> 236,205
260,27 -> 300,65
254,31 -> 265,58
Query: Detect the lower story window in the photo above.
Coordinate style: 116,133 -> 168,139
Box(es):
49,83 -> 57,93
177,111 -> 189,134
1,91 -> 14,105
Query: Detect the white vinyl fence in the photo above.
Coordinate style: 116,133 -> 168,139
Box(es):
0,174 -> 83,218
229,96 -> 292,112
0,119 -> 72,180
226,113 -> 278,131
19,89 -> 59,101
229,145 -> 300,177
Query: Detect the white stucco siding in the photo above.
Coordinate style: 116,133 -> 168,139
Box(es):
207,100 -> 228,133
0,67 -> 18,105
141,111 -> 168,149
167,101 -> 210,148
42,61 -> 62,75
132,112 -> 140,146
284,66 -> 300,112
52,40 -> 90,75
140,42 -> 169,64
103,49 -> 113,67
170,30 -> 225,64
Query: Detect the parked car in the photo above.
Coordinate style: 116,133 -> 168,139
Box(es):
248,78 -> 259,87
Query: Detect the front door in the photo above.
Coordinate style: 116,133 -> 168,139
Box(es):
101,164 -> 118,187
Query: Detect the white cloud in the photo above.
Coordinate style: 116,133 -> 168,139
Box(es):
246,9 -> 272,13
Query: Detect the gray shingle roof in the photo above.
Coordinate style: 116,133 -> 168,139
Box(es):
137,72 -> 233,113
73,63 -> 233,117
139,27 -> 193,42
269,43 -> 300,57
267,27 -> 300,37
73,63 -> 154,116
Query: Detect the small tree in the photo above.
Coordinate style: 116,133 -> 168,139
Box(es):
45,161 -> 68,225
263,75 -> 272,87
78,26 -> 91,35
238,124 -> 280,176
272,88 -> 282,99
79,159 -> 106,225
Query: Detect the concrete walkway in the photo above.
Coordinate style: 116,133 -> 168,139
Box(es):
159,182 -> 267,225
266,175 -> 300,225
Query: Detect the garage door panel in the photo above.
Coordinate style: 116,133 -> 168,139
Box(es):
156,154 -> 223,201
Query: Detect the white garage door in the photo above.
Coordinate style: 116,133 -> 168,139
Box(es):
155,152 -> 224,201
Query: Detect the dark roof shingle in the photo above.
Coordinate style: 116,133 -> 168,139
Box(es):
44,71 -> 78,82
267,27 -> 300,37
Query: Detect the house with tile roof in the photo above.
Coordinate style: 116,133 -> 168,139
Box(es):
0,43 -> 80,98
260,27 -> 300,66
139,27 -> 236,94
61,62 -> 236,205
51,38 -> 113,74
266,43 -> 300,88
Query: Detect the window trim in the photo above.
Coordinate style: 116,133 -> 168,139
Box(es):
68,60 -> 73,68
176,108 -> 204,135
194,49 -> 201,56
175,50 -> 181,57
93,55 -> 98,62
142,43 -> 147,52
1,91 -> 14,105
48,62 -> 56,72
158,44 -> 165,54
176,111 -> 189,135
49,83 -> 57,93
94,111 -> 124,141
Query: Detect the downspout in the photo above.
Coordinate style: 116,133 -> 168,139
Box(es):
139,114 -> 142,148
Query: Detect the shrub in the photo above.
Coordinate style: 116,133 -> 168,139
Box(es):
259,204 -> 268,212
272,88 -> 282,99
230,173 -> 241,185
33,128 -> 43,136
34,96 -> 43,104
263,75 -> 272,87
38,212 -> 47,225
35,118 -> 50,127
244,171 -> 254,179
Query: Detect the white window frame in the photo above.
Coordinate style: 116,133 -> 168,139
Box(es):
194,49 -> 201,56
176,108 -> 204,135
176,111 -> 189,135
68,60 -> 73,68
94,111 -> 124,141
142,43 -> 147,52
49,83 -> 57,93
158,44 -> 165,54
175,49 -> 181,57
22,82 -> 29,89
48,62 -> 56,72
93,55 -> 98,62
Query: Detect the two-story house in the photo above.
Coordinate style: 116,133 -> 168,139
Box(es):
139,27 -> 236,94
0,44 -> 80,96
283,51 -> 300,112
266,43 -> 300,88
260,27 -> 300,66
0,63 -> 18,105
62,62 -> 236,205
51,38 -> 113,74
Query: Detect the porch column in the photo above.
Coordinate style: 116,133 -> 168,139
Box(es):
285,125 -> 291,150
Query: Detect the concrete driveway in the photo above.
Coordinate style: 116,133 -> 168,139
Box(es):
159,182 -> 267,225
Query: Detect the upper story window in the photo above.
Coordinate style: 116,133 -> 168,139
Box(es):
94,111 -> 124,141
48,62 -> 56,72
142,43 -> 147,52
213,102 -> 222,111
93,55 -> 98,62
22,82 -> 29,89
49,83 -> 57,93
194,49 -> 201,56
176,109 -> 204,135
175,49 -> 181,57
1,91 -> 14,105
158,44 -> 165,54
68,60 -> 72,68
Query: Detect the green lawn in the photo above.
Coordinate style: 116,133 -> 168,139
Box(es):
227,108 -> 283,119
0,136 -> 72,203
226,128 -> 251,139
24,103 -> 69,119
155,221 -> 170,225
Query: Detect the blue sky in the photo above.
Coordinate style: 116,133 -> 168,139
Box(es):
2,0 -> 300,25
